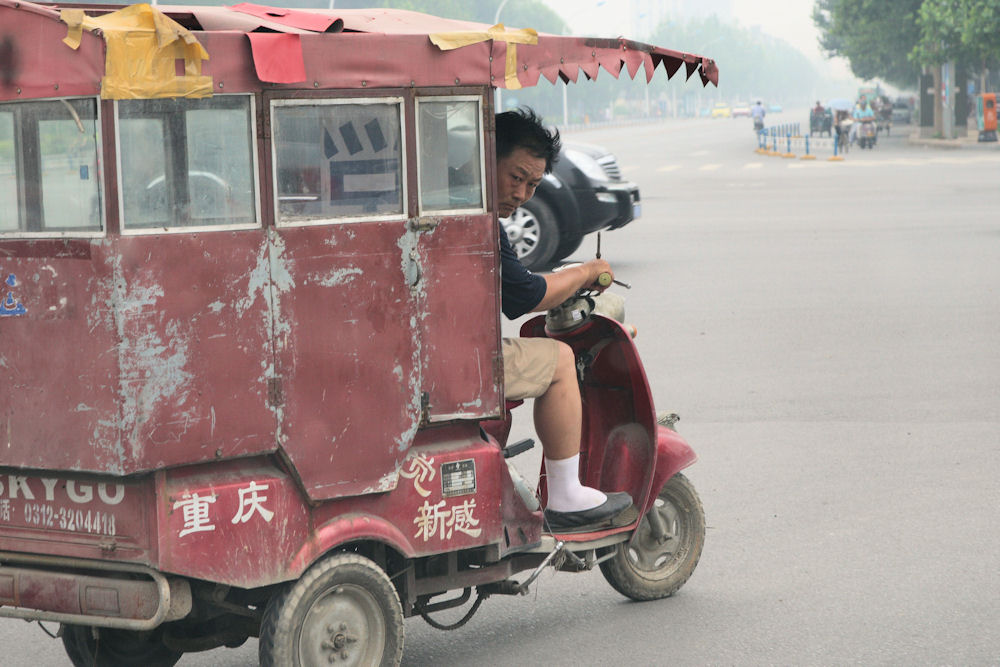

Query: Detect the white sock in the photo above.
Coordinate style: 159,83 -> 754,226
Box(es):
543,454 -> 607,513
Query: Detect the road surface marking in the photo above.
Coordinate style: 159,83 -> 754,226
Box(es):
656,165 -> 681,172
699,163 -> 722,171
743,162 -> 764,169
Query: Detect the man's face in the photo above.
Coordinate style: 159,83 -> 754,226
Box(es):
496,146 -> 546,218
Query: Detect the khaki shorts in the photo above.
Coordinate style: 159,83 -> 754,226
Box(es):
502,337 -> 560,400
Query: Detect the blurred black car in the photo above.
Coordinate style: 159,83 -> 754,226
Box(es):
501,142 -> 640,270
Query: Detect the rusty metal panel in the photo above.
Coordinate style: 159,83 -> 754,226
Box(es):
114,232 -> 276,471
418,214 -> 503,422
158,458 -> 309,588
0,468 -> 155,563
375,433 -> 508,557
0,231 -> 276,475
155,433 -> 511,587
272,223 -> 421,501
0,4 -> 105,103
288,427 -> 513,579
0,240 -> 124,472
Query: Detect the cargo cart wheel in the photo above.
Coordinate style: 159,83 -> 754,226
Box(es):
259,552 -> 404,667
61,624 -> 182,667
600,473 -> 705,601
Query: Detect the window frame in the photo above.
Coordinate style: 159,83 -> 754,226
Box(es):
415,94 -> 487,216
114,93 -> 262,237
270,96 -> 408,228
0,96 -> 106,240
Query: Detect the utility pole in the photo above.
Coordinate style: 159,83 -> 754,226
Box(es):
942,61 -> 954,139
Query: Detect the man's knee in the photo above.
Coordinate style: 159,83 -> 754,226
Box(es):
550,341 -> 576,384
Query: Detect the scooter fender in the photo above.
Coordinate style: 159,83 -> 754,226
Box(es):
643,425 -> 697,515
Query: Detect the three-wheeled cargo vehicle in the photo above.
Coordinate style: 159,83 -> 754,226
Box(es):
0,2 -> 717,664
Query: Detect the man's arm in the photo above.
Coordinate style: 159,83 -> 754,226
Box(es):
533,259 -> 613,312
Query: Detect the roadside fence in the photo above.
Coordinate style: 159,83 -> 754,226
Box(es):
754,124 -> 846,161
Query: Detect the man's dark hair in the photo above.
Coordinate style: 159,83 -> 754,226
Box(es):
495,107 -> 561,174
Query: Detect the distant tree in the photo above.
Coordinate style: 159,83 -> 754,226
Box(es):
912,0 -> 1000,70
957,0 -> 1000,68
911,0 -> 972,67
812,0 -> 923,88
649,15 -> 820,104
814,0 -> 1000,86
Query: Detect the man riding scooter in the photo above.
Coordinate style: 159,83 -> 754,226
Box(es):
494,108 -> 633,531
851,95 -> 875,146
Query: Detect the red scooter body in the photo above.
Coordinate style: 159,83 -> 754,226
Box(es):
518,309 -> 697,533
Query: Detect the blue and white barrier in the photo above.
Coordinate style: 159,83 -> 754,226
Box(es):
754,124 -> 844,161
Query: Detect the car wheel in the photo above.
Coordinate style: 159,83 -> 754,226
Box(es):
501,198 -> 559,271
552,230 -> 585,264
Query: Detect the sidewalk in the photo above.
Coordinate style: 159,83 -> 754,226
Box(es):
907,125 -> 999,150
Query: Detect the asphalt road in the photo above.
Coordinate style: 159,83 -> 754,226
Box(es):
5,113 -> 999,666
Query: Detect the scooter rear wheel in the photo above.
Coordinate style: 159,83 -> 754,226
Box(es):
599,473 -> 705,601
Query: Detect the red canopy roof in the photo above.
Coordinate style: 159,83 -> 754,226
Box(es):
0,0 -> 718,99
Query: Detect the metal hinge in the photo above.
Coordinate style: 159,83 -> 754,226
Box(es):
493,354 -> 504,389
409,217 -> 440,232
267,377 -> 284,407
419,391 -> 431,427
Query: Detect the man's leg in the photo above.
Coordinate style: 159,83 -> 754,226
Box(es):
502,338 -> 630,523
532,341 -> 581,459
533,342 -> 606,512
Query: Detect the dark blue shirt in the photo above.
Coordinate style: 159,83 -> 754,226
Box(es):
499,225 -> 547,320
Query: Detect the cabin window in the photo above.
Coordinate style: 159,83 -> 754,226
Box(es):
117,95 -> 257,232
0,98 -> 102,236
272,98 -> 405,225
416,97 -> 485,213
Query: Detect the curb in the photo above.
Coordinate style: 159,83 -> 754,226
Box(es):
906,131 -> 997,150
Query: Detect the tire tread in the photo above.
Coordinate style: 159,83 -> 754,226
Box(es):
259,552 -> 404,667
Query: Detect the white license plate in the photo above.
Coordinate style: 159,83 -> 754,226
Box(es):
632,203 -> 642,219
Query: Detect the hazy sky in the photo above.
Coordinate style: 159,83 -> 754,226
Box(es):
541,0 -> 836,71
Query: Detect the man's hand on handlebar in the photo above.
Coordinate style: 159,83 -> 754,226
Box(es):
536,259 -> 614,313
581,258 -> 614,292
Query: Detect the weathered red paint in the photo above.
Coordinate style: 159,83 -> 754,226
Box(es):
0,468 -> 156,563
0,2 -> 718,105
0,0 -> 714,630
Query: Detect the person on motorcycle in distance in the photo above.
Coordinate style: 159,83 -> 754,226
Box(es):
495,108 -> 633,531
751,99 -> 766,130
850,95 -> 875,145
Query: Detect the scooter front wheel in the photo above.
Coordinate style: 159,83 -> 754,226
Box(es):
599,473 -> 705,601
